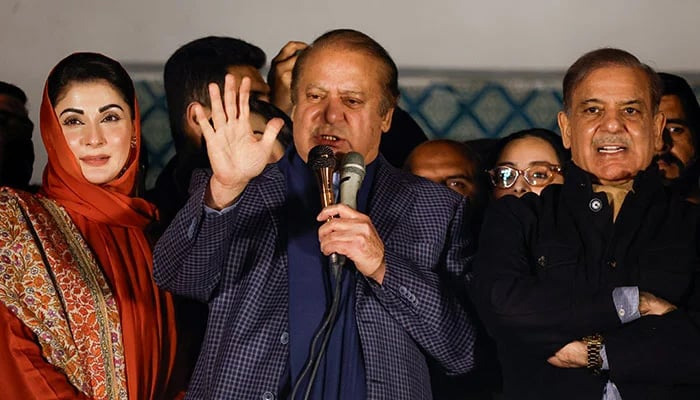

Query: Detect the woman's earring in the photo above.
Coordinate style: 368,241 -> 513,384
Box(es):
130,136 -> 137,149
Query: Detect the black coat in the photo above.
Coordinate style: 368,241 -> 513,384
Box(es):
472,163 -> 700,399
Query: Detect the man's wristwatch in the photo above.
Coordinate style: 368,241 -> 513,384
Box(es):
582,334 -> 604,375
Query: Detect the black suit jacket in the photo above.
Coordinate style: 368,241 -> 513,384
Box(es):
472,164 -> 700,399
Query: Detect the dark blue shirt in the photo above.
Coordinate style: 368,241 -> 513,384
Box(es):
282,149 -> 376,399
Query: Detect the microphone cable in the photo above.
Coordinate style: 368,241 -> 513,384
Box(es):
289,257 -> 344,400
302,258 -> 344,400
290,148 -> 365,400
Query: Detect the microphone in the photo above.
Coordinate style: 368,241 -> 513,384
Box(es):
292,149 -> 365,400
308,145 -> 336,208
339,152 -> 366,211
308,145 -> 344,268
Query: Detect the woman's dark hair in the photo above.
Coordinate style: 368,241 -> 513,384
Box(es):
487,128 -> 570,169
47,52 -> 135,119
248,97 -> 293,149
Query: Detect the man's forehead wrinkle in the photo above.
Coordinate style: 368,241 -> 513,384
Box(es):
579,98 -> 645,106
304,82 -> 366,96
306,83 -> 327,91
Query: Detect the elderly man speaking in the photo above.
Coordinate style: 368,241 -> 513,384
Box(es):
472,48 -> 700,399
154,29 -> 475,399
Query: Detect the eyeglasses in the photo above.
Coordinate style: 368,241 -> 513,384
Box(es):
487,163 -> 561,189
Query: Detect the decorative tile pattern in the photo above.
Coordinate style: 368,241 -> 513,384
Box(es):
134,81 -> 172,190
133,72 -> 700,190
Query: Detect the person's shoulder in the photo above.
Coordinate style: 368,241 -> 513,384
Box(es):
376,161 -> 464,208
0,186 -> 40,204
0,186 -> 48,223
663,186 -> 700,219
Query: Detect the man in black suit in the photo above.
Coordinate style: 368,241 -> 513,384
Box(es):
472,48 -> 700,399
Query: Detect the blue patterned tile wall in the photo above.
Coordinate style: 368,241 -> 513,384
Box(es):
135,79 -> 173,190
398,72 -> 565,142
133,71 -> 700,190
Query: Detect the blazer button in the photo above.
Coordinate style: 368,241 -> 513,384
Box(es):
537,256 -> 547,268
399,286 -> 409,296
262,391 -> 275,400
280,332 -> 289,345
607,260 -> 617,268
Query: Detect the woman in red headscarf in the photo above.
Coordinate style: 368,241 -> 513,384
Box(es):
0,53 -> 180,399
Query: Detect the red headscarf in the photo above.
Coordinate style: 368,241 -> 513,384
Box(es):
39,81 -> 156,226
38,64 -> 178,399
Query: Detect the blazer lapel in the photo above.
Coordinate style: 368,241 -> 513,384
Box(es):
368,157 -> 416,245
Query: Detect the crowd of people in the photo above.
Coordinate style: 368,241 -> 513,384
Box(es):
0,28 -> 699,400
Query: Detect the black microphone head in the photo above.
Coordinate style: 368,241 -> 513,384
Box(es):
308,145 -> 336,171
340,152 -> 366,179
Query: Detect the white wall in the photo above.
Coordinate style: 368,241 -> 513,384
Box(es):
2,0 -> 699,183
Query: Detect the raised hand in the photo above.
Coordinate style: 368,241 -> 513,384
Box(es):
317,204 -> 386,284
267,41 -> 309,115
196,74 -> 284,209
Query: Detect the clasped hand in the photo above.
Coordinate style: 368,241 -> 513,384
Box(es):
548,291 -> 677,369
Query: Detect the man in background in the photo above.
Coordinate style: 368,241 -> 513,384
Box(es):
149,36 -> 273,227
405,139 -> 481,199
0,81 -> 34,191
655,72 -> 700,203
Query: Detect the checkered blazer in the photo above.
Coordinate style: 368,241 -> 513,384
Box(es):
153,156 -> 476,399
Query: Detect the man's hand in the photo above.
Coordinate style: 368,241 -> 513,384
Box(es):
317,204 -> 386,284
196,75 -> 284,209
267,41 -> 309,115
639,291 -> 677,316
547,340 -> 587,368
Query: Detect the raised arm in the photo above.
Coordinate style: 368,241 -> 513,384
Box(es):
199,74 -> 283,209
267,41 -> 308,115
153,75 -> 282,300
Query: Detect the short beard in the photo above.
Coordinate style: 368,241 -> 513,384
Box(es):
656,152 -> 686,174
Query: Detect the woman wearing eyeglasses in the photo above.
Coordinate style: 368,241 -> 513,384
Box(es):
487,128 -> 569,199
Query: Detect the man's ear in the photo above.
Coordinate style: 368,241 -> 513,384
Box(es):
652,110 -> 666,152
185,101 -> 209,139
557,111 -> 572,149
380,107 -> 395,133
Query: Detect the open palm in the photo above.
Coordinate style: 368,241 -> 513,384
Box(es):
195,74 -> 284,208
